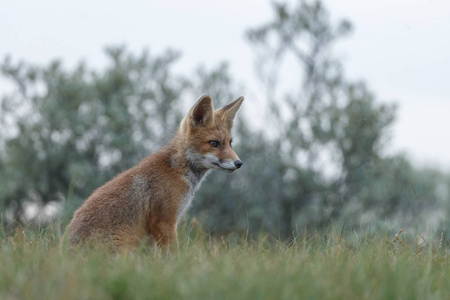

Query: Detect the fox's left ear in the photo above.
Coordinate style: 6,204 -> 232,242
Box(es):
214,96 -> 244,130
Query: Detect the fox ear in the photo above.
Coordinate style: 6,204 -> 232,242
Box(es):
214,96 -> 244,130
190,95 -> 215,128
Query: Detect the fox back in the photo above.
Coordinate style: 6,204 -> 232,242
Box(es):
65,95 -> 244,250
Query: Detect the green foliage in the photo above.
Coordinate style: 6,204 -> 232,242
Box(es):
0,47 -> 186,221
246,0 -> 449,233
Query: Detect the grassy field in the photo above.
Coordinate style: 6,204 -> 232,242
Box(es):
0,223 -> 449,300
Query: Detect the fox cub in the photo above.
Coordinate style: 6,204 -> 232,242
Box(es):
65,95 -> 244,250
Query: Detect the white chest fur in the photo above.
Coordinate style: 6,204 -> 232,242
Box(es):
176,169 -> 209,223
176,187 -> 195,223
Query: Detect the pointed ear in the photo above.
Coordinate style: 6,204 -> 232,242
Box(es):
190,95 -> 215,128
214,96 -> 244,130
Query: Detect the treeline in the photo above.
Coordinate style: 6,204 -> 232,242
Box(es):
1,0 -> 449,238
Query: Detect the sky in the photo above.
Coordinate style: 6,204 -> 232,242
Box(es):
1,0 -> 450,170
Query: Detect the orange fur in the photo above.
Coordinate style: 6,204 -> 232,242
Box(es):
65,95 -> 244,251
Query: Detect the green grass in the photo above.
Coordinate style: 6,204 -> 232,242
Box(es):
0,224 -> 449,300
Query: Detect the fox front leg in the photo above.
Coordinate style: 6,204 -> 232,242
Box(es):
149,222 -> 179,251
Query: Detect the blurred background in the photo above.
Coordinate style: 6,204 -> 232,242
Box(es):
1,0 -> 449,239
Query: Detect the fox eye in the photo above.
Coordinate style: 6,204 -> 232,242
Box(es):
209,141 -> 220,148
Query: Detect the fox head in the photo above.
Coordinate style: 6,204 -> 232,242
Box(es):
180,95 -> 244,173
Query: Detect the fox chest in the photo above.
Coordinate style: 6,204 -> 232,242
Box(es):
177,188 -> 195,223
176,170 -> 207,223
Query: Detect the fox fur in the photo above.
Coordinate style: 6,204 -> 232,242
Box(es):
65,95 -> 244,251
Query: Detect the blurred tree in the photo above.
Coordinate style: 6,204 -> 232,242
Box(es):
246,0 -> 350,229
245,0 -> 443,231
0,47 -> 186,222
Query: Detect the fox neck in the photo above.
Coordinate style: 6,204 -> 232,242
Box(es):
186,159 -> 210,186
164,133 -> 210,189
163,134 -> 210,222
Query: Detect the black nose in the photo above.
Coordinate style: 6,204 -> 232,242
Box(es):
234,160 -> 243,168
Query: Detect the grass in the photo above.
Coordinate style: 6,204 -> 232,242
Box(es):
0,223 -> 449,300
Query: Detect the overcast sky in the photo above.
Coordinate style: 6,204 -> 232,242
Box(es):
1,0 -> 449,170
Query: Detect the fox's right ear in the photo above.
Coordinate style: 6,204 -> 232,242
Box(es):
191,95 -> 214,126
181,96 -> 215,134
191,95 -> 215,128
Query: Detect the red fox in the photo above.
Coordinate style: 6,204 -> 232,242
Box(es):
65,95 -> 244,250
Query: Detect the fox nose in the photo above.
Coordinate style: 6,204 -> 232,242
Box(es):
234,160 -> 243,168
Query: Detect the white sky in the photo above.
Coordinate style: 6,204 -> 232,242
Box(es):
1,0 -> 450,170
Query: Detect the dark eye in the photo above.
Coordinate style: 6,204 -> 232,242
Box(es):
209,141 -> 220,148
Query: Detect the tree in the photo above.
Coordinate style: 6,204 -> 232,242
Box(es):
0,47 -> 186,222
246,0 -> 415,230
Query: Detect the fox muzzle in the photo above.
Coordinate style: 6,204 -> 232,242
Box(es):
234,160 -> 243,168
